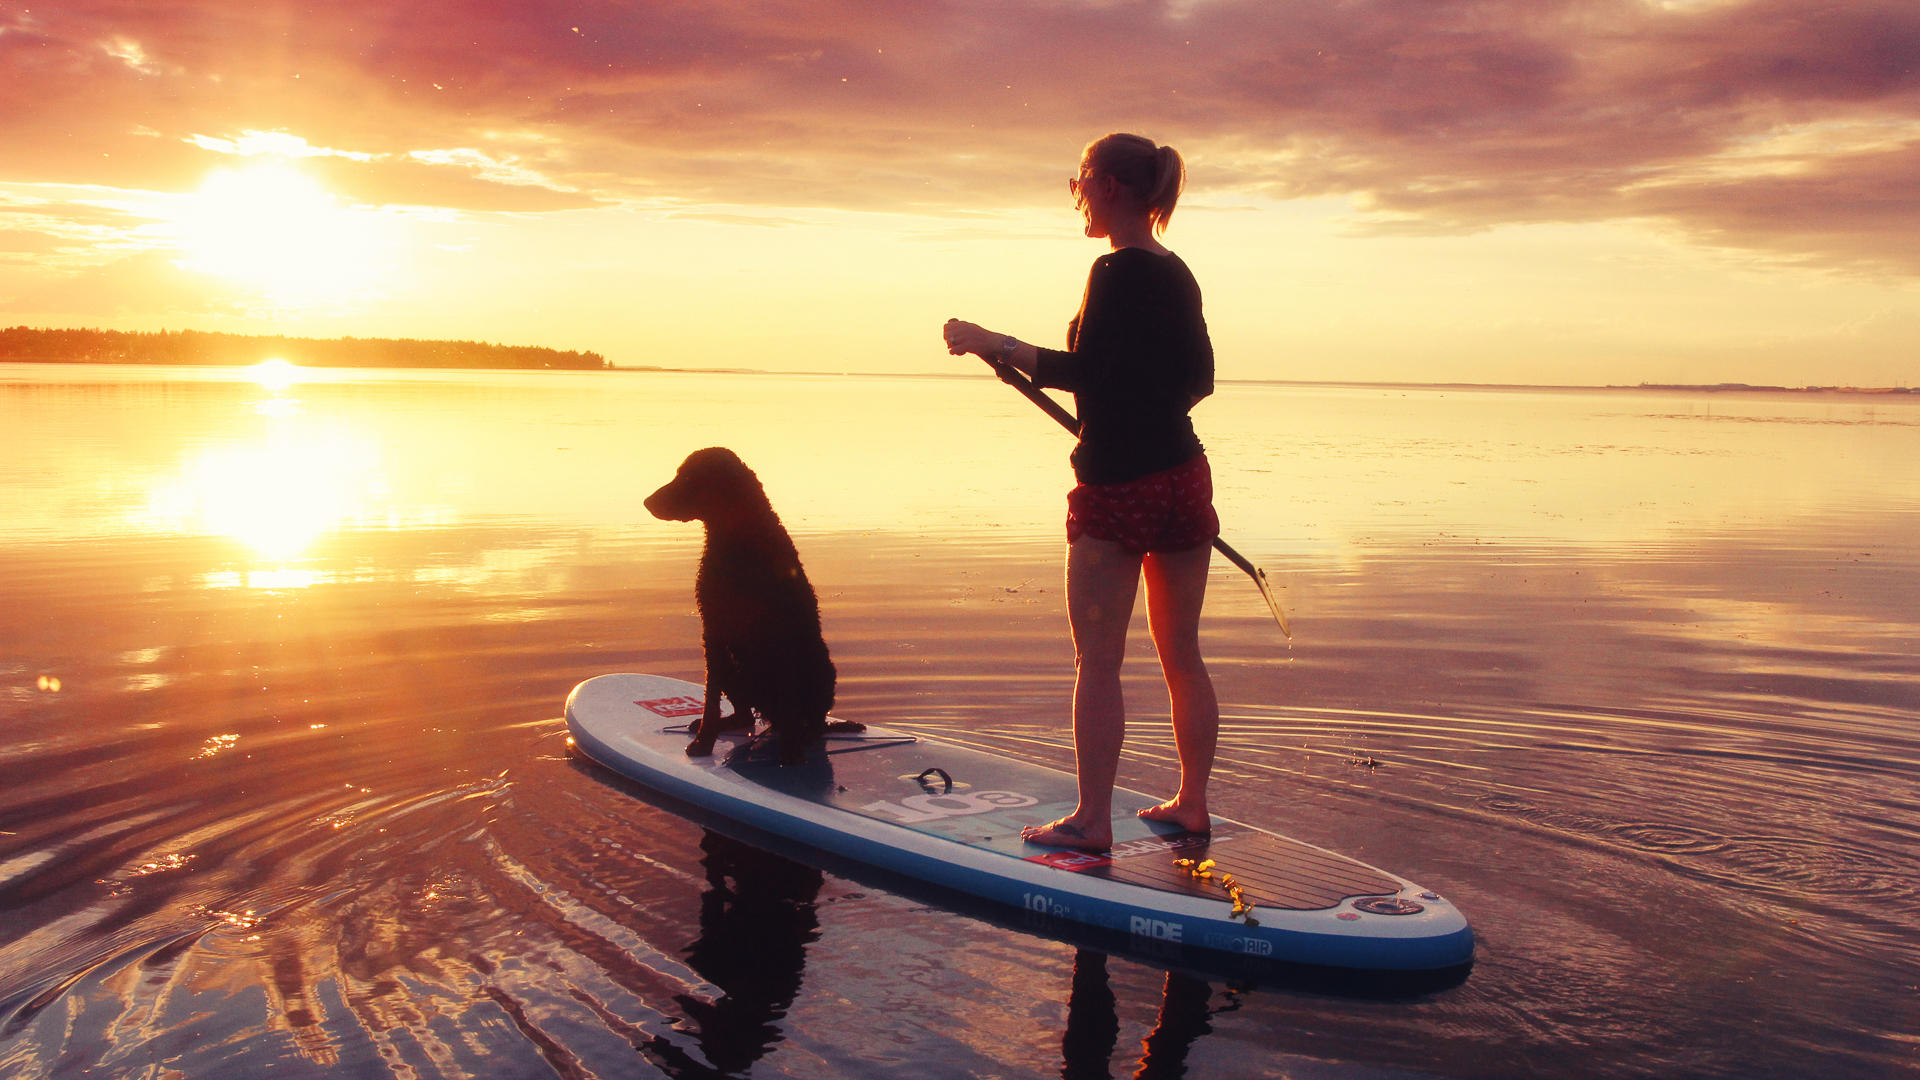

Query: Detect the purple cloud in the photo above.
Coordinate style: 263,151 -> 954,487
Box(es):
2,0 -> 1916,271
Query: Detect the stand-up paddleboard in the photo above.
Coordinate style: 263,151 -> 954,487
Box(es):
566,673 -> 1473,974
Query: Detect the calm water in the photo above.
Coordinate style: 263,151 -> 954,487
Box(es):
2,363 -> 1917,1078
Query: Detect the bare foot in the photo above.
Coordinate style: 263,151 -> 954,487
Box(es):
1021,817 -> 1113,852
1137,798 -> 1210,835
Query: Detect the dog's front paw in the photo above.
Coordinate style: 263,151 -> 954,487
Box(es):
685,736 -> 718,758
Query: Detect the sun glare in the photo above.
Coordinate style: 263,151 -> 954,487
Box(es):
173,164 -> 394,305
142,421 -> 385,563
249,357 -> 302,391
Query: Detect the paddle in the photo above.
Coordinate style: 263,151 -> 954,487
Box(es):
984,358 -> 1292,638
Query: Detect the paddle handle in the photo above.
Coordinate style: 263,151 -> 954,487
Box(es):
986,358 -> 1292,639
988,357 -> 1080,435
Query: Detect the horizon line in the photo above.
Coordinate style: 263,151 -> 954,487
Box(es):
607,365 -> 1919,395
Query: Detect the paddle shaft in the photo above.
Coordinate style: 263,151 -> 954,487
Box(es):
987,359 -> 1291,638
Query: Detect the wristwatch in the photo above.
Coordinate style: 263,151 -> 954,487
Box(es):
999,335 -> 1018,364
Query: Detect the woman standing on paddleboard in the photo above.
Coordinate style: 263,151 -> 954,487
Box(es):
943,132 -> 1219,853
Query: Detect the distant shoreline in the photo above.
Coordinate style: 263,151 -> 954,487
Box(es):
608,366 -> 1920,396
3,350 -> 1912,396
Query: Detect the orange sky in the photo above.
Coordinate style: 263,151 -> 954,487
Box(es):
3,0 -> 1918,385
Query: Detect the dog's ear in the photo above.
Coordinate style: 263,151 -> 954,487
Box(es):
694,447 -> 768,503
684,446 -> 743,479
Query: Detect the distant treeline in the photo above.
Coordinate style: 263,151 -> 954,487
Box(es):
0,326 -> 608,371
1636,381 -> 1917,394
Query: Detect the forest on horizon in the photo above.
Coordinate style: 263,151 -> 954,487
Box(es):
0,326 -> 608,371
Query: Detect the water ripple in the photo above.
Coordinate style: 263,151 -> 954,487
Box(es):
1473,791 -> 1920,909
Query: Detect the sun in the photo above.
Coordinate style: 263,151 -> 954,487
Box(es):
172,163 -> 395,305
248,357 -> 303,391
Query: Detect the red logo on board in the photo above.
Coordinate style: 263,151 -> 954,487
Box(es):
636,696 -> 704,718
1025,850 -> 1113,872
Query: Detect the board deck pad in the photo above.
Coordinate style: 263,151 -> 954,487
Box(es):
1071,833 -> 1403,912
723,730 -> 1402,914
568,673 -> 1474,973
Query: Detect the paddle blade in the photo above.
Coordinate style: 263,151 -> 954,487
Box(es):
1252,564 -> 1292,639
1211,537 -> 1291,640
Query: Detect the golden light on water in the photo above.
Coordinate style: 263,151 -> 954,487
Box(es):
142,420 -> 386,565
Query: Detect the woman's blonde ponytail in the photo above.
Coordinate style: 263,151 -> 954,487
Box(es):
1149,144 -> 1184,235
1084,133 -> 1186,236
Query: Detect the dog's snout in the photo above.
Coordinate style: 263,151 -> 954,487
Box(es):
644,482 -> 682,521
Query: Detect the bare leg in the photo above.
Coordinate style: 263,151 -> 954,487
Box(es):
1022,536 -> 1140,851
1136,542 -> 1217,834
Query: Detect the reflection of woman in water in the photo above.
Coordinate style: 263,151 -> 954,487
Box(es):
945,132 -> 1221,852
1060,949 -> 1218,1079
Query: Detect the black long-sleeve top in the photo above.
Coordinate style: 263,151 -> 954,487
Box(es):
1032,248 -> 1214,485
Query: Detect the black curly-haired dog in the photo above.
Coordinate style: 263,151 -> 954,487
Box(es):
645,447 -> 854,764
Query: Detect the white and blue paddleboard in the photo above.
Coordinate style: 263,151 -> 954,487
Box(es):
565,673 -> 1473,974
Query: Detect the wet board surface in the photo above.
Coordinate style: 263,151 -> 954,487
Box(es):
566,673 -> 1474,973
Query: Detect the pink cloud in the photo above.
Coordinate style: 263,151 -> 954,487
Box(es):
3,1 -> 1917,272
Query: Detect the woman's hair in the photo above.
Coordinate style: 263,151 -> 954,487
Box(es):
1084,133 -> 1185,235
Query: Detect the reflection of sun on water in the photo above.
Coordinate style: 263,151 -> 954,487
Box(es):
143,420 -> 386,566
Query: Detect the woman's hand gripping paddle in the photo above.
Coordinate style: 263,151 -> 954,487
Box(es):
985,358 -> 1292,639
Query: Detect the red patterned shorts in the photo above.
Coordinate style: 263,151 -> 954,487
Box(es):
1066,453 -> 1220,554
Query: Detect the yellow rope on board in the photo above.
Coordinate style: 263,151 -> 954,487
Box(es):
1174,857 -> 1258,924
